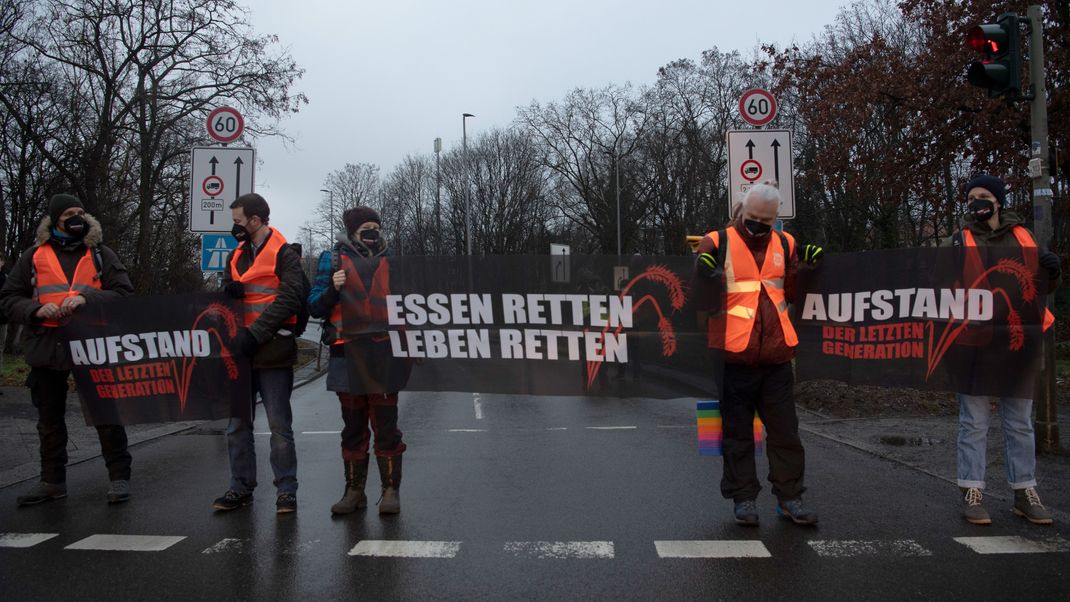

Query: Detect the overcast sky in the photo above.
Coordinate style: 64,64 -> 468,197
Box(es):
243,0 -> 847,239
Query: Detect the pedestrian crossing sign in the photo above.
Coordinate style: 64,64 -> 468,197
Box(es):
201,234 -> 238,272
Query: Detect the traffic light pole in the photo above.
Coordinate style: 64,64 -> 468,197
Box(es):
1026,4 -> 1062,454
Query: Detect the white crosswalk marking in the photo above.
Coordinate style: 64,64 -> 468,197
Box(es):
348,540 -> 462,558
202,538 -> 249,554
0,533 -> 59,548
655,540 -> 771,559
504,541 -> 615,559
954,536 -> 1069,555
65,534 -> 186,552
809,540 -> 933,558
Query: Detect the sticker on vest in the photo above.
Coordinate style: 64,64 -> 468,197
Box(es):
773,253 -> 783,267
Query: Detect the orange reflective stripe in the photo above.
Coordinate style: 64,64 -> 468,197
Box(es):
229,227 -> 298,328
32,245 -> 102,328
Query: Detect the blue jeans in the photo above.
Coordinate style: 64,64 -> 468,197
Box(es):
957,393 -> 1037,490
226,368 -> 298,495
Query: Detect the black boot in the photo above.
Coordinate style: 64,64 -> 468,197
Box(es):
376,455 -> 402,515
330,458 -> 368,515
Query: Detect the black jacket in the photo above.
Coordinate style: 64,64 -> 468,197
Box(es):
0,215 -> 133,370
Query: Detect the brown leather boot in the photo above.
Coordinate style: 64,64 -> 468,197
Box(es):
376,455 -> 402,515
330,458 -> 368,515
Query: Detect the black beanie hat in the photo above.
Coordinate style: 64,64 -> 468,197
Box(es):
49,193 -> 84,225
343,206 -> 381,236
965,174 -> 1007,206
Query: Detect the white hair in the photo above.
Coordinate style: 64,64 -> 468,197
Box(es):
740,180 -> 781,212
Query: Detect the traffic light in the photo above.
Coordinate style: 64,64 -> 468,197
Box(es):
966,13 -> 1022,99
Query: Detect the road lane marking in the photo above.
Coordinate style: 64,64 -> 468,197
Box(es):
809,539 -> 932,558
504,541 -> 614,559
448,429 -> 488,433
348,540 -> 461,558
0,533 -> 59,548
585,426 -> 637,430
473,393 -> 483,420
954,536 -> 1070,554
547,427 -> 568,431
65,534 -> 186,552
655,540 -> 771,559
202,538 -> 249,554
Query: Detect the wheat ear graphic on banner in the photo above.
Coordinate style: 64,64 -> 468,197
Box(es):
586,265 -> 686,391
925,259 -> 1036,380
173,303 -> 241,411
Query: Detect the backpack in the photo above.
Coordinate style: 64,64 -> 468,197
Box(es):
285,243 -> 312,337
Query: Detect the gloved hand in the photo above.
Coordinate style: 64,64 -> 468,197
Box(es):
1040,251 -> 1062,280
802,244 -> 825,265
697,252 -> 719,277
237,328 -> 259,357
224,281 -> 245,299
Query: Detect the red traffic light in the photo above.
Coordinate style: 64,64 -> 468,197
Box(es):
966,24 -> 1006,55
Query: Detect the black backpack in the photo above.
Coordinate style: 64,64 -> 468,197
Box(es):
285,243 -> 312,337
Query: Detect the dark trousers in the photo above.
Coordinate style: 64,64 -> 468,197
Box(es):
719,361 -> 805,502
337,392 -> 405,460
29,367 -> 131,484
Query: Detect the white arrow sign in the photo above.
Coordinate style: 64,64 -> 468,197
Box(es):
189,146 -> 255,233
726,129 -> 794,220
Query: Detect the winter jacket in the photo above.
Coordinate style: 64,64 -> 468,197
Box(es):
308,235 -> 390,351
222,228 -> 304,369
941,211 -> 1062,290
0,215 -> 133,370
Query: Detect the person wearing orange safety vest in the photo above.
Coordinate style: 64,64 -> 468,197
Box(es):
942,174 -> 1059,527
212,193 -> 305,515
694,182 -> 823,527
308,206 -> 406,516
0,194 -> 134,507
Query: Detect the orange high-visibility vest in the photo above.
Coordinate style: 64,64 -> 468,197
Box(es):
229,227 -> 297,328
32,245 -> 102,327
330,255 -> 391,345
961,227 -> 1055,332
704,227 -> 798,352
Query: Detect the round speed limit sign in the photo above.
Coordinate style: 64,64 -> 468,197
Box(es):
206,106 -> 245,144
738,88 -> 777,127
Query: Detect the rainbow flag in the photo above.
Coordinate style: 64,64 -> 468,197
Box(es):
696,400 -> 764,456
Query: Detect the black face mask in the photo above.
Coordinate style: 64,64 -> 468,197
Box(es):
359,229 -> 381,246
744,219 -> 772,237
63,215 -> 88,240
231,223 -> 250,241
968,199 -> 996,221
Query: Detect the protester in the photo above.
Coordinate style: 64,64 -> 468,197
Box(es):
694,182 -> 824,526
942,174 -> 1059,526
309,206 -> 406,515
213,193 -> 304,514
1,194 -> 135,506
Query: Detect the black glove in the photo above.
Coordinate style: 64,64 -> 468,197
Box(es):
697,252 -> 719,277
224,281 -> 245,299
237,328 -> 259,357
1040,251 -> 1061,279
802,244 -> 825,265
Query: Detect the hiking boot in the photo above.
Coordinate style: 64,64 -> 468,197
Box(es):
331,458 -> 369,515
276,493 -> 297,514
777,498 -> 819,525
961,487 -> 991,525
734,500 -> 759,526
376,455 -> 402,515
1013,487 -> 1053,525
16,481 -> 67,507
212,490 -> 253,511
106,479 -> 131,504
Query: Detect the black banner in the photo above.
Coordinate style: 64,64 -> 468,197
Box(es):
62,293 -> 251,425
339,255 -> 721,399
794,246 -> 1048,398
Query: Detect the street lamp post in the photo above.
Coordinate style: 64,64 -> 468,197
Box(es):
319,188 -> 334,239
462,113 -> 474,255
602,149 -> 622,258
434,137 -> 442,255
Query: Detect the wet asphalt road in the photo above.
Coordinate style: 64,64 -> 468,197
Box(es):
2,374 -> 1069,600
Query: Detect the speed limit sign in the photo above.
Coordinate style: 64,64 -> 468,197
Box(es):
206,106 -> 245,144
738,89 -> 777,127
